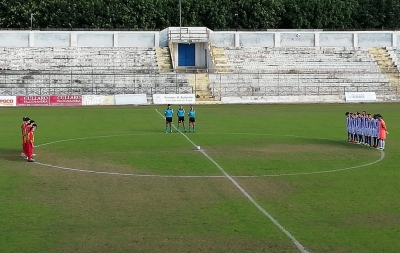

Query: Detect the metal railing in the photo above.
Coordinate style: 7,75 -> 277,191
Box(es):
210,85 -> 400,98
0,86 -> 193,96
168,27 -> 209,42
0,69 -> 399,101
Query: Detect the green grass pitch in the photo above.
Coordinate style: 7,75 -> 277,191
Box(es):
1,103 -> 399,253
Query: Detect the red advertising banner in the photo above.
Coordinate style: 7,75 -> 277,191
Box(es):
49,95 -> 82,106
16,96 -> 50,106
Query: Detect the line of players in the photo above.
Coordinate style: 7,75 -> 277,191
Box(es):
346,111 -> 388,150
21,117 -> 38,162
164,104 -> 196,133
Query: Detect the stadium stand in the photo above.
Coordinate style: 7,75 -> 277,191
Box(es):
386,47 -> 400,72
0,47 -> 192,95
0,45 -> 397,98
209,47 -> 390,97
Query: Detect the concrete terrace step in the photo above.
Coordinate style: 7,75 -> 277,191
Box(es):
188,73 -> 215,101
212,47 -> 231,73
156,47 -> 173,73
369,47 -> 400,86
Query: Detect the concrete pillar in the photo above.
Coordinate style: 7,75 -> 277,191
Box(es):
314,32 -> 320,47
274,33 -> 280,47
235,32 -> 240,47
154,32 -> 160,47
392,32 -> 396,47
113,32 -> 118,47
71,32 -> 77,47
28,32 -> 34,47
353,33 -> 358,47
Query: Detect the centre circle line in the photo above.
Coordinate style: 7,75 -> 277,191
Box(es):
33,132 -> 384,178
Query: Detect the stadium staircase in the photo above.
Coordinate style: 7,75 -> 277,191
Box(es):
156,47 -> 173,72
188,73 -> 219,103
369,47 -> 400,86
211,47 -> 231,72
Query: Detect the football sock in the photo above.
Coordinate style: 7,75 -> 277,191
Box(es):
177,126 -> 180,131
165,126 -> 168,132
382,140 -> 385,149
193,126 -> 196,132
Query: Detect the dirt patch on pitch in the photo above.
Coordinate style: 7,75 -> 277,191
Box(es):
31,149 -> 149,175
22,159 -> 301,253
343,212 -> 400,228
235,143 -> 350,154
235,177 -> 298,199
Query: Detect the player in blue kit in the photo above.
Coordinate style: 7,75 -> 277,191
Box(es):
349,113 -> 356,143
188,105 -> 196,133
372,114 -> 379,147
345,112 -> 351,141
365,114 -> 372,146
164,104 -> 173,133
356,113 -> 362,144
176,105 -> 186,133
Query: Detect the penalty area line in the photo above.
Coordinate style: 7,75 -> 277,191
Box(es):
154,109 -> 309,253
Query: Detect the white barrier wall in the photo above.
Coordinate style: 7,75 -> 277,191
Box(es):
211,31 -> 399,48
82,95 -> 115,106
0,29 -> 398,48
0,93 -> 385,106
115,94 -> 148,105
0,96 -> 16,106
0,31 -> 159,48
221,95 -> 345,104
345,92 -> 377,103
153,94 -> 196,104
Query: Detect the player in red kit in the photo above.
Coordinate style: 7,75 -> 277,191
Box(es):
24,120 -> 35,159
26,123 -> 37,162
21,117 -> 30,157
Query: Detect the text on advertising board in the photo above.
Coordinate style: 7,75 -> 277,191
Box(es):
17,96 -> 49,106
50,95 -> 82,105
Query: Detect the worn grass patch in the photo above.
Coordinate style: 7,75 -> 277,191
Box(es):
23,167 -> 298,252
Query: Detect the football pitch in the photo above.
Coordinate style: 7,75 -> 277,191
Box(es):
1,103 -> 399,253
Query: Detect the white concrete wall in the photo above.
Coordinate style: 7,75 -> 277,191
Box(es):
239,32 -> 274,47
0,31 -> 158,48
0,29 -> 399,48
118,33 -> 156,47
195,42 -> 207,67
211,31 -> 400,48
221,95 -> 345,104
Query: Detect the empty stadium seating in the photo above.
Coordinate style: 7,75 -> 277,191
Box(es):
209,47 -> 390,97
0,46 -> 395,98
386,47 -> 400,72
0,47 -> 191,96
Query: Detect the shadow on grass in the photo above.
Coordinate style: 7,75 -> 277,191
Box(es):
0,148 -> 27,162
302,138 -> 373,149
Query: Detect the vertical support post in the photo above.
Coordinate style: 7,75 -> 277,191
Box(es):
179,0 -> 182,40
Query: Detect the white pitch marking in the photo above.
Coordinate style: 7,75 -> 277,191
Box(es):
155,109 -> 309,253
33,161 -> 225,178
34,132 -> 384,178
35,133 -> 165,148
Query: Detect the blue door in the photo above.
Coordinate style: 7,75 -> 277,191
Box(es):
178,43 -> 195,66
